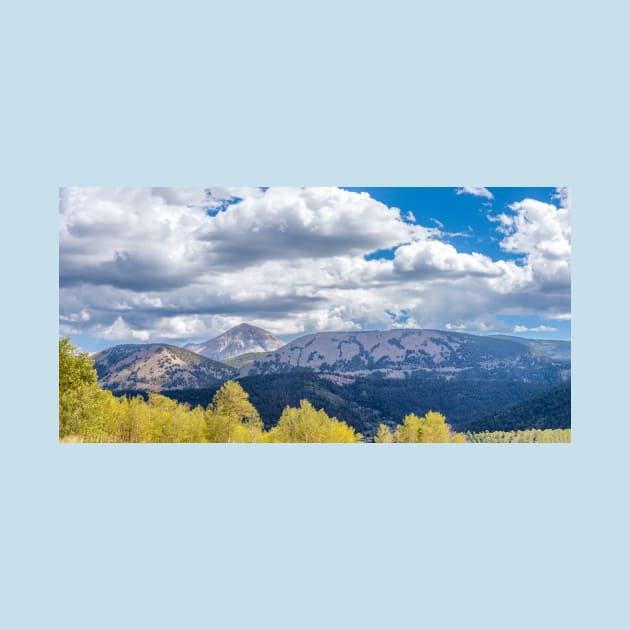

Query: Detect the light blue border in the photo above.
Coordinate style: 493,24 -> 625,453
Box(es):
2,2 -> 627,629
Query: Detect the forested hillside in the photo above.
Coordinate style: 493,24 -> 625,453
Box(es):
458,384 -> 571,432
151,372 -> 564,435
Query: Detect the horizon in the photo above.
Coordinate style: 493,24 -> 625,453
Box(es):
73,322 -> 571,356
59,187 -> 571,353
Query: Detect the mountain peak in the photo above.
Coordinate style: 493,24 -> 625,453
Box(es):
227,323 -> 267,333
184,323 -> 285,361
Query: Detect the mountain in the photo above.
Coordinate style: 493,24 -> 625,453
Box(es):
184,323 -> 285,361
93,343 -> 237,391
488,335 -> 571,361
239,329 -> 570,383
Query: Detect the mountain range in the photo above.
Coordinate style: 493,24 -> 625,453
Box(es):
91,324 -> 571,435
239,329 -> 569,383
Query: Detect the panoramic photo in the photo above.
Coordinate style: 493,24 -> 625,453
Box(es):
59,187 -> 571,443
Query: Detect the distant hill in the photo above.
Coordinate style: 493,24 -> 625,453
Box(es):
93,343 -> 236,391
240,329 -> 569,384
222,351 -> 270,369
488,335 -> 571,361
185,323 -> 285,361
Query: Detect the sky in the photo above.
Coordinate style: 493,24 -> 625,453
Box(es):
59,187 -> 571,352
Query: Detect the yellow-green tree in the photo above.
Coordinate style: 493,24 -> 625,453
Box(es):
392,411 -> 465,443
59,337 -> 106,439
394,413 -> 423,442
374,423 -> 394,443
266,400 -> 362,443
59,337 -> 97,393
205,380 -> 263,442
138,394 -> 207,443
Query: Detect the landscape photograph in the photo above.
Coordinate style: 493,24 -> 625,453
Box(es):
59,186 -> 571,443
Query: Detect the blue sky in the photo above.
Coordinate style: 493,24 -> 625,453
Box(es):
59,187 -> 571,351
346,187 -> 560,260
345,187 -> 571,341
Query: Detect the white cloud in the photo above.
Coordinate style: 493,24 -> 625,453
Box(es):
99,316 -> 151,342
393,239 -> 504,278
197,187 -> 431,265
59,187 -> 429,288
455,187 -> 494,200
552,187 -> 570,209
513,325 -> 558,333
495,198 -> 571,291
59,187 -> 570,346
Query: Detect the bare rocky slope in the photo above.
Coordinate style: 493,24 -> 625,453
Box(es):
185,323 -> 285,361
239,329 -> 569,383
93,343 -> 237,391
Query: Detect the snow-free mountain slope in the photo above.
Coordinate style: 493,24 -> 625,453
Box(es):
487,335 -> 571,361
93,343 -> 237,391
185,323 -> 284,361
240,329 -> 569,383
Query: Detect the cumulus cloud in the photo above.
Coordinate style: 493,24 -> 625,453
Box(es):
552,187 -> 570,209
59,187 -> 570,346
60,187 -> 429,287
197,187 -> 431,266
493,197 -> 571,292
455,187 -> 494,200
393,239 -> 505,278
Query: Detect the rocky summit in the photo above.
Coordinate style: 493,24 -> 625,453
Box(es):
185,323 -> 285,361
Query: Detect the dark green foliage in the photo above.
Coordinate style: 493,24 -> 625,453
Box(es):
155,373 -> 383,436
458,384 -> 571,432
144,373 -> 568,438
341,375 -> 552,432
